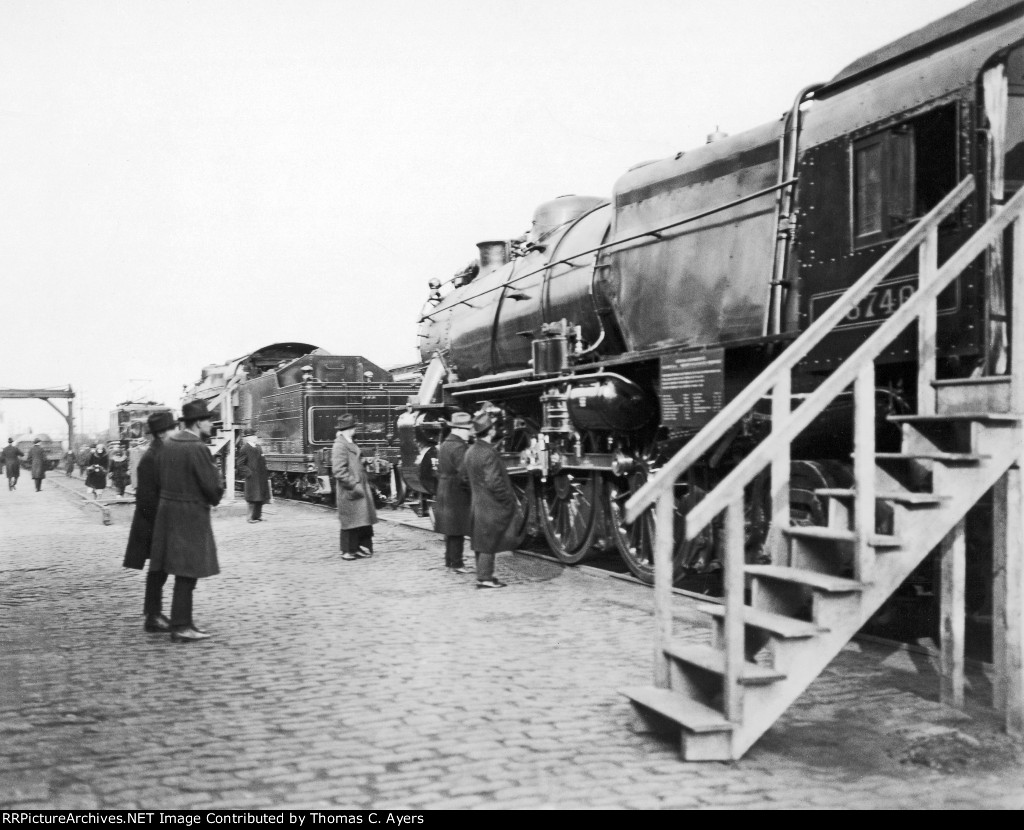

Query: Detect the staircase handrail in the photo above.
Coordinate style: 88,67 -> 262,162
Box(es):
624,175 -> 977,526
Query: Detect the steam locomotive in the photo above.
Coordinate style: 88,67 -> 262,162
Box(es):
182,342 -> 418,505
400,0 -> 1024,591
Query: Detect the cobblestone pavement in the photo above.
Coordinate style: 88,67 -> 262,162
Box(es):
1,481 -> 1023,810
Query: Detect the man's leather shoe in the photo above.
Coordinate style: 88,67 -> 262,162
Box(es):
354,549 -> 373,558
451,566 -> 470,574
170,626 -> 212,643
476,579 -> 507,589
144,613 -> 172,633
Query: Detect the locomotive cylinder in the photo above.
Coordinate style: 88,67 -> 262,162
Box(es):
565,377 -> 652,433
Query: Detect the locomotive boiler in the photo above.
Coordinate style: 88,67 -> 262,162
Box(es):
401,0 -> 1024,594
183,343 -> 418,505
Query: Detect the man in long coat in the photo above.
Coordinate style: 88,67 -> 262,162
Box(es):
435,411 -> 473,573
462,411 -> 523,589
331,412 -> 377,560
123,410 -> 177,634
149,400 -> 223,643
27,438 -> 47,492
1,438 -> 23,491
236,429 -> 270,523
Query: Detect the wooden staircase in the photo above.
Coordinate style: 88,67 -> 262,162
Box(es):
620,177 -> 1024,760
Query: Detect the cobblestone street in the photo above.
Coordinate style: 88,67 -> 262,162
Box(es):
1,481 -> 1022,810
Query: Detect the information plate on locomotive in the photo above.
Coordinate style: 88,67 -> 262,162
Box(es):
809,274 -> 959,331
659,348 -> 724,435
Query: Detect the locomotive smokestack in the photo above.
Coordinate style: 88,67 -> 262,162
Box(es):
476,241 -> 509,276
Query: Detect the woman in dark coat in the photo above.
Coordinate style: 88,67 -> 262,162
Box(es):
236,430 -> 271,522
331,413 -> 377,560
435,411 -> 473,572
461,412 -> 524,589
108,444 -> 130,497
2,438 -> 23,490
85,443 -> 109,497
123,411 -> 177,633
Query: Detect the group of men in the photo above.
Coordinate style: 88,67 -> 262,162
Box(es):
434,410 -> 523,590
1,437 -> 50,492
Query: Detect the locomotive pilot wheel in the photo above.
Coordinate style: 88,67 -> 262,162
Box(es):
537,471 -> 601,564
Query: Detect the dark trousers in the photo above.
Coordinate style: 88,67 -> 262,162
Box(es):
248,501 -> 263,520
340,525 -> 373,553
33,478 -> 42,492
170,576 -> 199,630
475,552 -> 495,582
444,535 -> 465,567
144,569 -> 168,616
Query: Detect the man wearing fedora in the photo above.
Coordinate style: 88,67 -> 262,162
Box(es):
27,437 -> 47,492
236,428 -> 270,523
331,413 -> 377,560
149,400 -> 224,643
462,411 -> 523,589
435,411 -> 473,573
2,438 -> 24,490
123,410 -> 178,634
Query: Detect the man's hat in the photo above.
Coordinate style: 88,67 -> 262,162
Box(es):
181,400 -> 213,421
471,412 -> 493,435
242,428 -> 256,437
6,438 -> 11,443
33,437 -> 41,444
449,411 -> 472,429
147,411 -> 177,435
335,413 -> 360,431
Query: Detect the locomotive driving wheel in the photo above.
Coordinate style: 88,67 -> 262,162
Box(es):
537,471 -> 601,564
604,463 -> 714,586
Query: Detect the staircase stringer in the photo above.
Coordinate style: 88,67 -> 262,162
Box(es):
733,423 -> 1021,755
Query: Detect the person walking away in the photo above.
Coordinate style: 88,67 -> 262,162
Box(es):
149,400 -> 223,643
435,411 -> 473,573
123,411 -> 178,633
1,438 -> 23,491
462,412 -> 524,589
85,442 -> 109,498
27,438 -> 47,492
236,429 -> 270,523
108,442 -> 130,497
331,413 -> 377,560
63,448 -> 76,477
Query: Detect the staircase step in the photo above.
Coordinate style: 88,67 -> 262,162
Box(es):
889,412 -> 1020,424
699,604 -> 823,639
814,488 -> 949,506
620,686 -> 733,734
745,565 -> 865,593
782,525 -> 902,547
663,643 -> 786,686
874,452 -> 987,464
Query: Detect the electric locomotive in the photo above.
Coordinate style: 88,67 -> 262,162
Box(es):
401,0 -> 1024,589
183,342 -> 419,505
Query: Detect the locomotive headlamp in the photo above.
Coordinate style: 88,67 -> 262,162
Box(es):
428,278 -> 442,290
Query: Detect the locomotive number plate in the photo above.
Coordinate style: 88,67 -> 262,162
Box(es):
809,274 -> 959,331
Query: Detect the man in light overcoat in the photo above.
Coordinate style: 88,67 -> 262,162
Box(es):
236,428 -> 271,523
331,413 -> 377,560
435,411 -> 473,573
149,400 -> 223,643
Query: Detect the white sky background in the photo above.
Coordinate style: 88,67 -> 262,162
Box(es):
0,0 -> 974,436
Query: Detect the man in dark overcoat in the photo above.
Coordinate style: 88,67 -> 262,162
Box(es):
149,400 -> 223,643
123,411 -> 177,634
1,438 -> 23,491
435,411 -> 473,573
27,438 -> 47,492
63,448 -> 76,476
236,428 -> 270,523
331,413 -> 377,560
461,411 -> 523,589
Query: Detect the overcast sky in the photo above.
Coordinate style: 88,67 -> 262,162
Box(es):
0,0 -> 973,436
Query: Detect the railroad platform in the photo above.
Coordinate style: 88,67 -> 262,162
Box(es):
1,481 -> 1022,810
